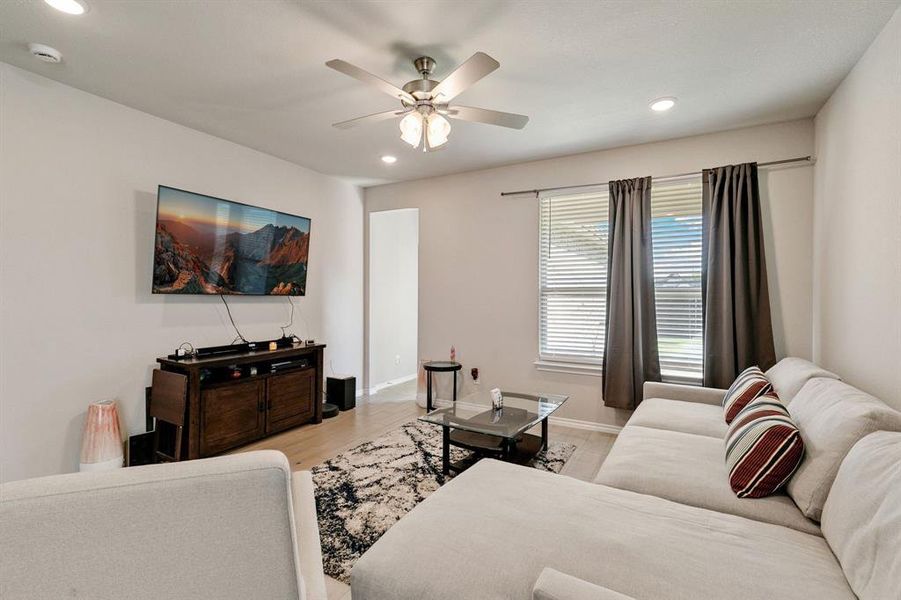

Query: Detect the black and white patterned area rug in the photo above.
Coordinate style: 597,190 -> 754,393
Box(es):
310,419 -> 576,583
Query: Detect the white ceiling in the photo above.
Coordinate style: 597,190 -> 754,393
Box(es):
1,1 -> 898,186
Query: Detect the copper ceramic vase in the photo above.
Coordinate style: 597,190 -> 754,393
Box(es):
79,400 -> 124,471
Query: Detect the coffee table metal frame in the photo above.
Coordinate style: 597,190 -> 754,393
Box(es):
420,391 -> 568,475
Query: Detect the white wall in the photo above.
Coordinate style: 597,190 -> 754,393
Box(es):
813,8 -> 901,410
368,209 -> 418,389
365,120 -> 815,427
0,64 -> 364,482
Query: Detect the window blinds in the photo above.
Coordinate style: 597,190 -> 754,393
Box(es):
538,190 -> 609,363
650,178 -> 704,384
538,179 -> 704,384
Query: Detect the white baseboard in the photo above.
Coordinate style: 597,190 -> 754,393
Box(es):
366,373 -> 418,395
434,399 -> 622,435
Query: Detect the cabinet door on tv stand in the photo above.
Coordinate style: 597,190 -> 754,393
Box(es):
200,380 -> 265,456
267,368 -> 316,435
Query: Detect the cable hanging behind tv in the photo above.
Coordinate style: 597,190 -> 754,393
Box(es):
151,185 -> 312,296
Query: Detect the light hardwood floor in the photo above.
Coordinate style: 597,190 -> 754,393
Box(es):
233,380 -> 618,600
235,379 -> 425,470
236,379 -> 617,480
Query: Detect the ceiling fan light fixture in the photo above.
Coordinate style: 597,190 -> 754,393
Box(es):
399,112 -> 423,148
426,113 -> 451,149
328,52 -> 528,152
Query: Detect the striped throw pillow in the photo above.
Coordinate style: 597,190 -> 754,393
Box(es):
723,366 -> 773,424
725,394 -> 805,498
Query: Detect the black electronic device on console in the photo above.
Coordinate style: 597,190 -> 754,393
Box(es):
271,359 -> 311,373
275,335 -> 300,348
194,342 -> 255,358
167,336 -> 306,361
167,342 -> 254,361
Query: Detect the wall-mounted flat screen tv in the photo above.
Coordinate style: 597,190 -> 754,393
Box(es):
152,185 -> 311,295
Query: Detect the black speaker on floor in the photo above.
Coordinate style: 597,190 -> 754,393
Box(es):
127,432 -> 155,467
327,375 -> 356,411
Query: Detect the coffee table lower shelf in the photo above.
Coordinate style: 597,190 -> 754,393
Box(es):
441,425 -> 548,475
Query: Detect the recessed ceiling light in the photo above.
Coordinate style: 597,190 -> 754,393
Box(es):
650,97 -> 677,112
44,0 -> 87,14
381,155 -> 397,164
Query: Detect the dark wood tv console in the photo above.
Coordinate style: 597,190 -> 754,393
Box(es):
157,343 -> 325,460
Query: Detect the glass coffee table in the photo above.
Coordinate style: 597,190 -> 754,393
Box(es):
418,390 -> 568,475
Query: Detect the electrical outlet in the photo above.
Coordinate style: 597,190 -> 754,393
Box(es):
395,354 -> 400,365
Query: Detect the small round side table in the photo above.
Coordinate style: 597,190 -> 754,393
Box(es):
423,361 -> 462,412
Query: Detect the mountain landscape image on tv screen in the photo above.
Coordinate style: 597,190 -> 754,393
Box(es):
153,186 -> 311,295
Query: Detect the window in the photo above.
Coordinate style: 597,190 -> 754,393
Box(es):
538,190 -> 609,366
538,179 -> 703,384
651,178 -> 704,384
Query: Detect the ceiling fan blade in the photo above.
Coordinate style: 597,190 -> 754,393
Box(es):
332,109 -> 408,130
444,105 -> 529,129
430,52 -> 500,102
326,59 -> 416,104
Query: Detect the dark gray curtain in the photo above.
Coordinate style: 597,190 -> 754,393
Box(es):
602,176 -> 660,409
702,162 -> 776,388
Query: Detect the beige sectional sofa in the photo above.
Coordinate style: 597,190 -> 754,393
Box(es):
351,358 -> 901,600
0,450 -> 327,600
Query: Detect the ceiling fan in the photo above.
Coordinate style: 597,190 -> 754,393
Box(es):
326,52 -> 529,152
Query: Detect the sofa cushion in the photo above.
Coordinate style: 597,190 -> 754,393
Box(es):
725,395 -> 804,498
642,381 -> 728,406
765,357 -> 839,402
533,568 -> 635,600
352,459 -> 852,600
723,366 -> 773,423
787,378 -> 901,521
628,398 -> 727,438
821,431 -> 901,600
594,425 -> 819,535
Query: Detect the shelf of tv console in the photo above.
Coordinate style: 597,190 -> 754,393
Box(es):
156,343 -> 326,460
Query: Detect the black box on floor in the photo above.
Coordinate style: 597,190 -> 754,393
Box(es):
327,375 -> 356,411
127,432 -> 155,467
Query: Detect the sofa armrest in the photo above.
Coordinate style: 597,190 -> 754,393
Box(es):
292,470 -> 327,600
643,381 -> 727,406
533,568 -> 635,600
0,450 -> 307,600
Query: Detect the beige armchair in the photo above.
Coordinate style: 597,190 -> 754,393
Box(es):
0,450 -> 326,600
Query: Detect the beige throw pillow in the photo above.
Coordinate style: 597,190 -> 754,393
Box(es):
787,378 -> 901,521
821,431 -> 901,600
765,357 -> 839,403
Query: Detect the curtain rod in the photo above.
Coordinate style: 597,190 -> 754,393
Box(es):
499,155 -> 813,197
